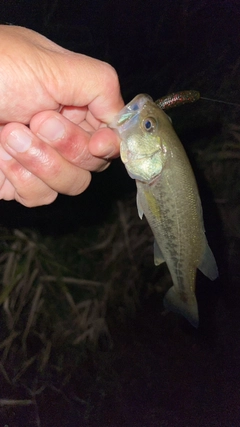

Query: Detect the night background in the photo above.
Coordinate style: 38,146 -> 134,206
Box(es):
0,1 -> 240,426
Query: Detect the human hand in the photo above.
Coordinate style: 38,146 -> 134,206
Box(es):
0,25 -> 124,206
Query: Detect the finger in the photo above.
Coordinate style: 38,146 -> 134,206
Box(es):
0,123 -> 92,197
88,127 -> 120,159
30,111 -> 117,168
0,154 -> 58,206
0,169 -> 14,201
49,54 -> 124,123
0,177 -> 58,207
60,106 -> 101,131
0,176 -> 17,201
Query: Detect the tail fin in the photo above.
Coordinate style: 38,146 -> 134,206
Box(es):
163,286 -> 199,328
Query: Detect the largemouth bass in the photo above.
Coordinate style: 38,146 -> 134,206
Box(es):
110,94 -> 218,327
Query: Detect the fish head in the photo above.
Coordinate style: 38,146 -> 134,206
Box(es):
109,94 -> 172,182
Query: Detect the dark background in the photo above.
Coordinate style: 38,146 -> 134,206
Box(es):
0,0 -> 239,234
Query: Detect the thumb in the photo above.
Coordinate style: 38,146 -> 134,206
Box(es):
48,52 -> 124,123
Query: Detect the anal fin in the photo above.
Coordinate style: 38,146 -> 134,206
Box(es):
198,239 -> 218,281
154,240 -> 165,266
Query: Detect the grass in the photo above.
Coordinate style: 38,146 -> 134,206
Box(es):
0,197 -> 167,386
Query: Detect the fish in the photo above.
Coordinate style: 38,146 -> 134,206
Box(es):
109,94 -> 218,327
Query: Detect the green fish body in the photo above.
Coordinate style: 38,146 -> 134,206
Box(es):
110,94 -> 218,327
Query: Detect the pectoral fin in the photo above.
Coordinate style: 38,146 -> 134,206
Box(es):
154,240 -> 165,266
198,238 -> 218,281
136,192 -> 144,219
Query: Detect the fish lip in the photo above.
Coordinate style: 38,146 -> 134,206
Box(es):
109,93 -> 153,134
108,108 -> 138,134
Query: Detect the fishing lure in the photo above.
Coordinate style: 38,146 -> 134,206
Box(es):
155,90 -> 200,110
156,90 -> 240,110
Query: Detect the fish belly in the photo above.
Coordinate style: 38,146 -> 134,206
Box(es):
136,155 -> 218,327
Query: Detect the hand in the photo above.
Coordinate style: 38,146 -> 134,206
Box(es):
0,25 -> 124,206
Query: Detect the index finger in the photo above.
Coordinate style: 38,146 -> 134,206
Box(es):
49,53 -> 124,123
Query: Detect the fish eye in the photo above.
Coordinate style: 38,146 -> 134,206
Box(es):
142,117 -> 157,133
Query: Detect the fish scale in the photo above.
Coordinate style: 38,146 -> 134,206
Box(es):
109,94 -> 218,327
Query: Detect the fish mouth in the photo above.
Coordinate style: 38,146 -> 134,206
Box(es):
109,106 -> 138,135
109,94 -> 153,135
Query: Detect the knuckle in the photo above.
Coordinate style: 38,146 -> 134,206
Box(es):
67,172 -> 91,196
17,190 -> 58,208
100,62 -> 120,93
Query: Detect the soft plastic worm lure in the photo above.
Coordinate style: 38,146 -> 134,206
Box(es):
155,90 -> 200,110
155,90 -> 240,110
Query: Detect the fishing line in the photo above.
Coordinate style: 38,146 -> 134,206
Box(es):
200,97 -> 240,107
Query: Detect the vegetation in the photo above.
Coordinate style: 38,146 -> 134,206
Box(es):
0,198 -> 170,420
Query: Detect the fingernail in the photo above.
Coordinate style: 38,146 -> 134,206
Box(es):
103,148 -> 116,159
0,146 -> 12,160
6,129 -> 32,153
101,142 -> 118,159
94,141 -> 116,159
37,117 -> 65,141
